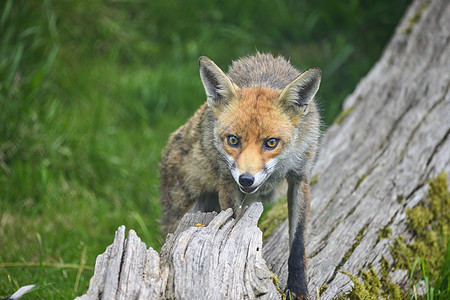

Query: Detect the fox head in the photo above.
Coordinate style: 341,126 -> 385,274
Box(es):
199,56 -> 321,194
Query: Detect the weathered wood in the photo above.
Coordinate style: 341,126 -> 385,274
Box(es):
76,203 -> 281,300
77,0 -> 450,298
264,0 -> 450,297
75,226 -> 165,300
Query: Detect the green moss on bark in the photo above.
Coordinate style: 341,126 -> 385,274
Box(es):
334,105 -> 355,125
401,1 -> 430,34
335,172 -> 449,299
391,172 -> 450,283
335,258 -> 406,300
335,268 -> 381,300
271,272 -> 286,299
377,225 -> 392,243
259,198 -> 288,240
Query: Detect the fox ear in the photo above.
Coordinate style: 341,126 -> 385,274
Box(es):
199,56 -> 238,112
278,68 -> 321,117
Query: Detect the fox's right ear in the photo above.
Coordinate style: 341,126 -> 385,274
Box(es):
199,56 -> 238,112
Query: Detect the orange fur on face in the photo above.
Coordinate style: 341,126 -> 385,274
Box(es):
216,87 -> 296,173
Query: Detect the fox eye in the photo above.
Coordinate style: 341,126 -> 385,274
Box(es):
227,135 -> 240,147
264,138 -> 279,150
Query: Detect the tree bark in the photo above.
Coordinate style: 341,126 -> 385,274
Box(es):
76,0 -> 450,298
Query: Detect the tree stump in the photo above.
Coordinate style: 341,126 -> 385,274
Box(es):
76,0 -> 450,298
75,203 -> 281,300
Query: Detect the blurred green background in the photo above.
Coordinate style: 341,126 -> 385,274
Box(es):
0,0 -> 410,298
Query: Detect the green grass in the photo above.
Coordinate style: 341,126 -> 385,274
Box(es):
0,0 -> 410,298
408,243 -> 450,300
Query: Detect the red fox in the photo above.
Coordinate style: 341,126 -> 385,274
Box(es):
159,53 -> 321,299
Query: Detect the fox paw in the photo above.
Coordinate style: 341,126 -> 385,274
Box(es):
286,290 -> 309,300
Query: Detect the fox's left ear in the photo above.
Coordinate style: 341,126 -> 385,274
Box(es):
278,68 -> 321,118
199,56 -> 238,113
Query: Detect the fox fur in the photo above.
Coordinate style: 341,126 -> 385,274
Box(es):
159,53 -> 321,299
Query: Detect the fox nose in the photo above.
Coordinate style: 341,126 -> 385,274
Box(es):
239,173 -> 254,187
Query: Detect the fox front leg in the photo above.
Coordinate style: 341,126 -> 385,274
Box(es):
218,176 -> 241,214
287,178 -> 311,299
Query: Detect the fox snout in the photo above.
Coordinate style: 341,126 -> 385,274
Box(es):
238,173 -> 259,194
238,173 -> 256,193
236,172 -> 263,194
231,158 -> 280,194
